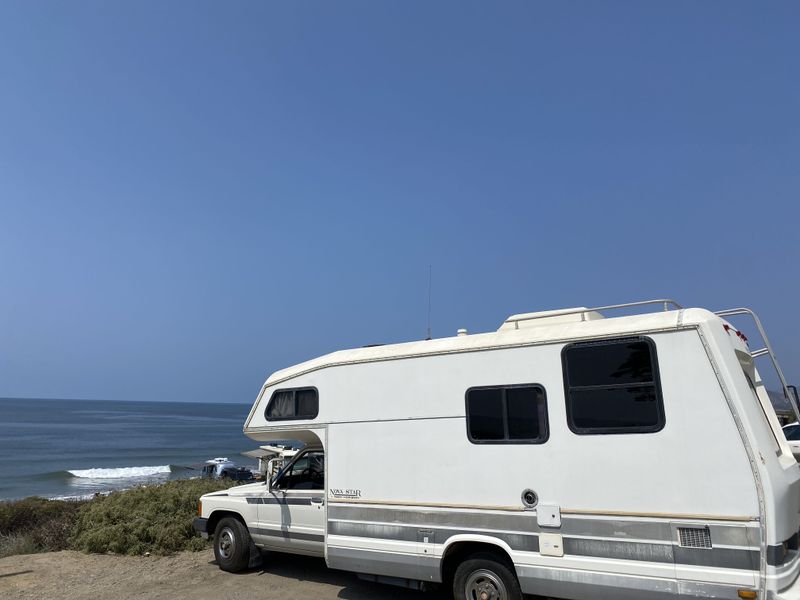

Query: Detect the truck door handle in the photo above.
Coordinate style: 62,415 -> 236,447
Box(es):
310,497 -> 324,506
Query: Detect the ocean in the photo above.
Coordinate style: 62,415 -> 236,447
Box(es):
0,398 -> 258,501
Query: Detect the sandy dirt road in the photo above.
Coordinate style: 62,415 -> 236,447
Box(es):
0,549 -> 455,600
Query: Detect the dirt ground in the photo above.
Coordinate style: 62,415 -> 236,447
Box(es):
0,549 -> 452,600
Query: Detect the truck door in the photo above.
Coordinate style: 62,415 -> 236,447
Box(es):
258,449 -> 325,556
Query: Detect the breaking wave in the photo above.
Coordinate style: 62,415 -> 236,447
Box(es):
67,465 -> 172,479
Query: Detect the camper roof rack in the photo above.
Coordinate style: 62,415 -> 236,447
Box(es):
504,299 -> 683,327
715,307 -> 800,422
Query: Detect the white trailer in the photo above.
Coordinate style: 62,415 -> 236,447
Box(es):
194,300 -> 800,600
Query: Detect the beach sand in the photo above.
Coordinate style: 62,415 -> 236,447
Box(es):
0,549 -> 448,600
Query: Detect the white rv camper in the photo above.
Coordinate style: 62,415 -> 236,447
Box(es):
194,300 -> 800,600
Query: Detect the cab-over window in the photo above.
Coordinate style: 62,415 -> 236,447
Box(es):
265,387 -> 319,421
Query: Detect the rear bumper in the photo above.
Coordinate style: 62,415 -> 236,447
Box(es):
774,572 -> 800,600
192,517 -> 210,539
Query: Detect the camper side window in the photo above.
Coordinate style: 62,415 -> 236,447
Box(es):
562,337 -> 664,434
265,387 -> 319,421
466,384 -> 548,444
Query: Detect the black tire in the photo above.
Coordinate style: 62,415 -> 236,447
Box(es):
213,517 -> 252,572
452,552 -> 523,600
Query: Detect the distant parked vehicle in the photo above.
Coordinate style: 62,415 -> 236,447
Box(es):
200,458 -> 235,479
782,422 -> 800,457
219,467 -> 254,482
201,458 -> 254,481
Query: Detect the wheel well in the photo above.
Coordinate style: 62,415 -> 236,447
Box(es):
206,510 -> 246,537
440,541 -> 514,585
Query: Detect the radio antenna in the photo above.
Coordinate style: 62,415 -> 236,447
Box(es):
426,265 -> 432,340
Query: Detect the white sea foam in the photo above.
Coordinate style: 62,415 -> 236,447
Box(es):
48,492 -> 111,501
67,465 -> 172,479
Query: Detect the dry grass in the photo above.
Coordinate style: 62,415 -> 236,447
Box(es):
0,496 -> 85,558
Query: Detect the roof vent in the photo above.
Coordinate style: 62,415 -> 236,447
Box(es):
457,328 -> 468,337
498,308 -> 604,331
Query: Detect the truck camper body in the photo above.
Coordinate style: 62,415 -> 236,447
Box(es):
195,300 -> 800,600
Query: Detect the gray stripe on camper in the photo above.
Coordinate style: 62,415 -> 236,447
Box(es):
328,520 -> 757,570
327,546 -> 440,583
246,496 -> 321,506
517,564 -> 747,600
328,505 -> 756,548
328,507 -> 759,571
328,521 -> 418,542
562,537 -> 673,564
328,521 -> 540,552
673,546 -> 758,571
329,505 -> 539,533
562,517 -> 671,542
251,527 -> 324,543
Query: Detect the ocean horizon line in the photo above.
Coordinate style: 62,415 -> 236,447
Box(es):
0,396 -> 252,405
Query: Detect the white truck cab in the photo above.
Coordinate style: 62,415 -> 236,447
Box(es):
194,300 -> 800,600
196,445 -> 325,564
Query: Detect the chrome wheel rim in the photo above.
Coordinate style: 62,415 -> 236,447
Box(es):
465,569 -> 507,600
218,526 -> 235,560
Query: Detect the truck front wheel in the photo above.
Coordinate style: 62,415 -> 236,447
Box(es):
213,517 -> 251,572
452,552 -> 522,600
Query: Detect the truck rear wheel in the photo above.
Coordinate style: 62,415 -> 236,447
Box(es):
213,517 -> 251,572
452,552 -> 522,600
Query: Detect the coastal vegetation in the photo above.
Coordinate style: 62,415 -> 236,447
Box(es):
0,479 -> 232,558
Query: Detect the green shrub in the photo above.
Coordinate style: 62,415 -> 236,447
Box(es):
0,478 -> 237,557
0,497 -> 86,557
70,478 -> 232,556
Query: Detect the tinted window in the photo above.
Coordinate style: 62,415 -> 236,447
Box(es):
296,389 -> 318,417
785,425 -> 800,441
507,387 -> 542,439
467,388 -> 504,440
565,340 -> 653,387
267,390 -> 295,419
265,388 -> 319,421
467,385 -> 548,444
563,337 -> 664,434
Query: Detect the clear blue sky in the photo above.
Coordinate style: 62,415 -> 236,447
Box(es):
0,2 -> 797,403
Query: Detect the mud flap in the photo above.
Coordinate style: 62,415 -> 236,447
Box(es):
247,540 -> 263,569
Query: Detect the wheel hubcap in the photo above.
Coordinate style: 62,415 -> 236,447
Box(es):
465,569 -> 507,600
218,527 -> 235,560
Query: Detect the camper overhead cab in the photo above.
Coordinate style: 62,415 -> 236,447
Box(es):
194,299 -> 800,600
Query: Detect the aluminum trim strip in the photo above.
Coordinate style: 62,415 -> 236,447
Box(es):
250,527 -> 324,543
246,496 -> 322,505
327,520 -> 758,571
